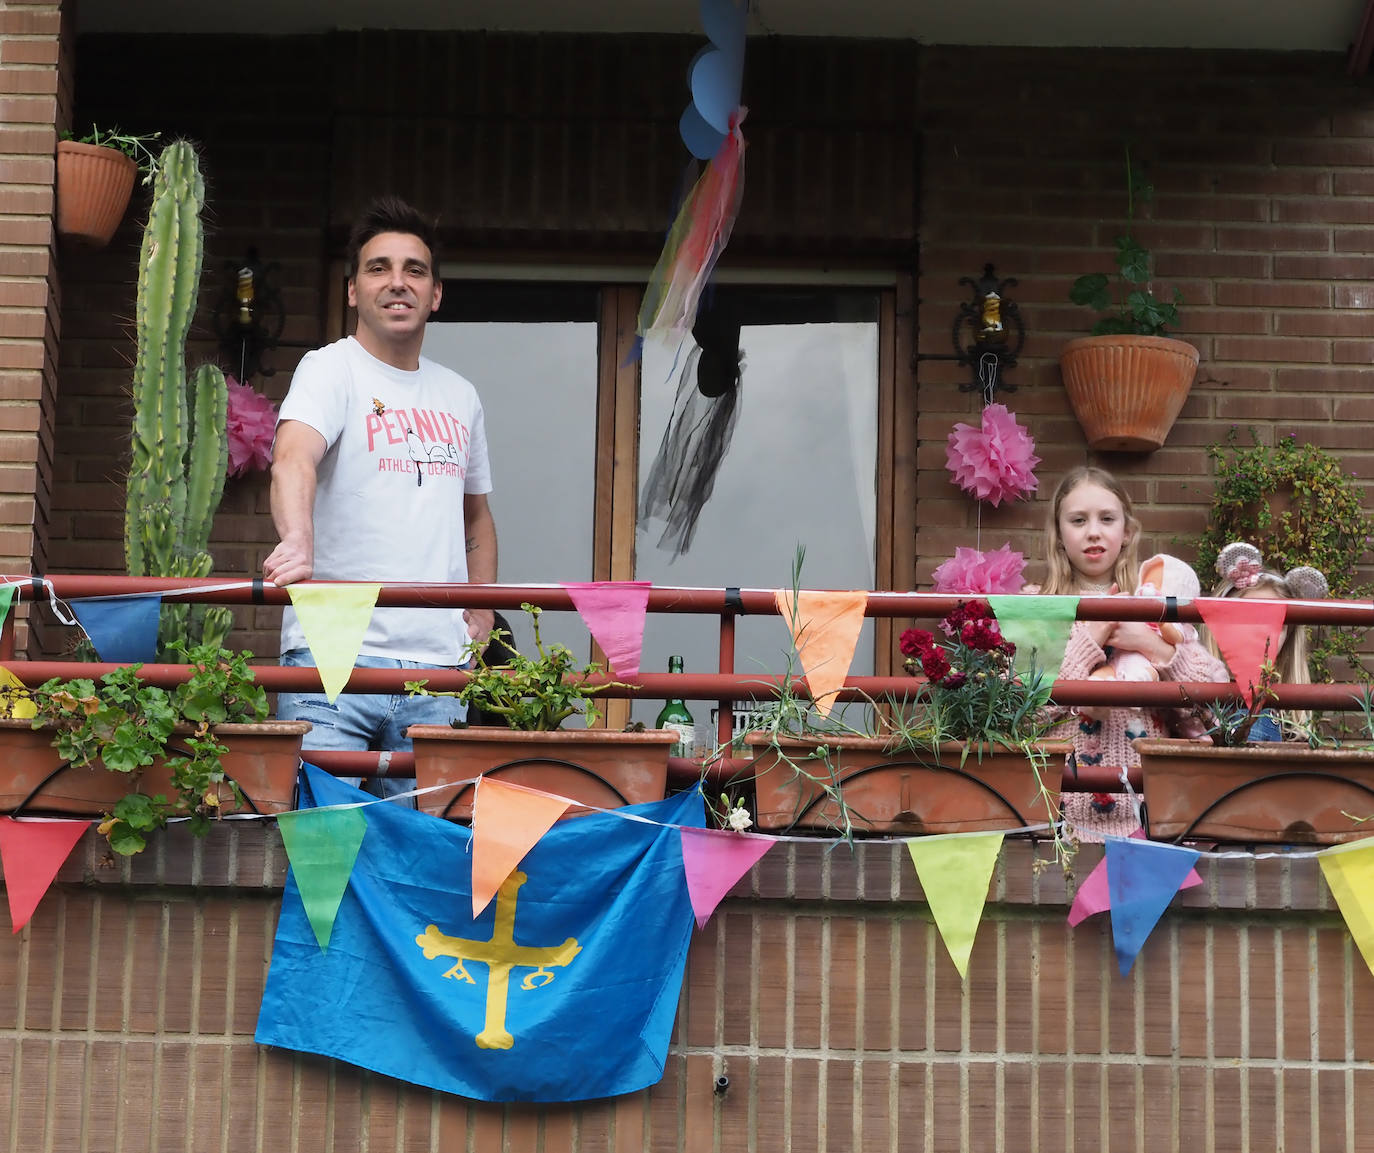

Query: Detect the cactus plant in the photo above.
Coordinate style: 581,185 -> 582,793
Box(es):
124,140 -> 232,656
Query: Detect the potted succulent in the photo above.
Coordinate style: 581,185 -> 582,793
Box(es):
406,604 -> 678,820
1060,146 -> 1199,452
0,644 -> 309,854
747,599 -> 1072,846
55,126 -> 160,247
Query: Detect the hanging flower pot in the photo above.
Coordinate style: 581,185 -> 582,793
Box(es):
1059,334 -> 1199,453
54,140 -> 139,247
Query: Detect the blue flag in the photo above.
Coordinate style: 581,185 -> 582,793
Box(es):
1105,836 -> 1201,975
255,764 -> 705,1102
71,595 -> 161,663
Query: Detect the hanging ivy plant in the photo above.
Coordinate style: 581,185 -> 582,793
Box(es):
1191,427 -> 1374,683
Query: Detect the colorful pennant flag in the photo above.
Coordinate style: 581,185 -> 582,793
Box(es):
1195,596 -> 1287,704
257,765 -> 705,1103
0,584 -> 14,628
276,802 -> 368,950
285,583 -> 381,703
987,595 -> 1079,687
562,581 -> 653,678
472,777 -> 573,919
775,588 -> 869,718
1068,828 -> 1203,926
906,832 -> 1004,977
70,594 -> 162,664
1319,840 -> 1374,977
1105,836 -> 1201,975
0,816 -> 89,932
678,826 -> 776,928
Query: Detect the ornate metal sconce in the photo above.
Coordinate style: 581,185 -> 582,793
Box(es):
213,248 -> 286,382
953,263 -> 1025,400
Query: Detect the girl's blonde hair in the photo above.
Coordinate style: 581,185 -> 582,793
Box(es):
1040,466 -> 1142,595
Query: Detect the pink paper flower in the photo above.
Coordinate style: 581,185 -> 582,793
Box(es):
945,403 -> 1040,507
224,375 -> 278,478
931,545 -> 1026,595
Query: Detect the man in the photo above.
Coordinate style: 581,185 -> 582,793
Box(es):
264,195 -> 497,795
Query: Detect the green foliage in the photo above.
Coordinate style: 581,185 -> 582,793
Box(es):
63,125 -> 162,184
26,643 -> 267,855
1191,427 -> 1374,685
123,140 -> 232,659
408,603 -> 626,731
1069,146 -> 1183,337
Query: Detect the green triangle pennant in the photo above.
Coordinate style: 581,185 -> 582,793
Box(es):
277,806 -> 368,950
987,595 -> 1079,690
0,585 -> 16,628
286,583 -> 381,703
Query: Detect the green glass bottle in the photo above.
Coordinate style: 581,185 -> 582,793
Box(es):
655,655 -> 696,758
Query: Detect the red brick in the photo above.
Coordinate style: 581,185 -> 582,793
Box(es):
1275,311 -> 1374,337
1275,254 -> 1374,279
1212,335 -> 1330,363
1334,340 -> 1374,363
0,9 -> 60,35
1215,281 -> 1331,308
1216,393 -> 1330,420
1334,171 -> 1374,196
0,68 -> 57,95
1216,225 -> 1331,252
1334,229 -> 1374,252
0,94 -> 54,123
1276,198 -> 1374,224
1276,139 -> 1374,166
1336,284 -> 1374,309
0,38 -> 59,66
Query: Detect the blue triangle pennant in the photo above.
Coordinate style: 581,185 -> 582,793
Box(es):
1105,836 -> 1201,975
71,595 -> 162,663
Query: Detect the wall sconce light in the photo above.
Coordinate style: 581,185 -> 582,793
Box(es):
213,247 -> 286,382
954,263 -> 1024,400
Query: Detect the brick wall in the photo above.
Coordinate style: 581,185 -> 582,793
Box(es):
3,826 -> 1371,1150
0,0 -> 70,654
916,48 -> 1374,589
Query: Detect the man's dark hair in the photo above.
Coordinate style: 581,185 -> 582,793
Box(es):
345,195 -> 440,278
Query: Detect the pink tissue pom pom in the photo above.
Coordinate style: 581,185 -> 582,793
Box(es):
931,545 -> 1027,595
945,403 -> 1040,507
225,375 -> 279,478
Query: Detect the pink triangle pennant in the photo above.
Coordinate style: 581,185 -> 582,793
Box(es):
1068,828 -> 1202,927
471,777 -> 572,918
679,826 -> 777,928
0,816 -> 90,932
1196,597 -> 1287,704
562,581 -> 653,677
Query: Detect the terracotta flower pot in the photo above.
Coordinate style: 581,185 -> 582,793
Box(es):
1058,334 -> 1199,452
1135,737 -> 1374,844
747,734 -> 1073,835
55,140 -> 138,247
0,719 -> 310,816
407,725 -> 677,821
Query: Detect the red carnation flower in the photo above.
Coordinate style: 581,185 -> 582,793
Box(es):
900,627 -> 935,659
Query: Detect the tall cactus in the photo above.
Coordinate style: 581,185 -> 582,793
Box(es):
124,141 -> 232,656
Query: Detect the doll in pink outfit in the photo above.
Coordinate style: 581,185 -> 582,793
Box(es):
1029,468 -> 1230,842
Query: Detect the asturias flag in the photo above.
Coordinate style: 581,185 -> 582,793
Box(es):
256,764 -> 705,1102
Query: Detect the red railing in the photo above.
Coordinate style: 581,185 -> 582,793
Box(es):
7,574 -> 1373,791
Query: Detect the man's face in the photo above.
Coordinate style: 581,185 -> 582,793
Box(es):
348,231 -> 442,346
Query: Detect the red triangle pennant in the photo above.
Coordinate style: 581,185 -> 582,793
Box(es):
0,816 -> 89,932
1195,597 -> 1287,705
562,581 -> 653,677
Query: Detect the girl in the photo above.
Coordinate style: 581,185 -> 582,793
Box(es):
1035,467 -> 1230,840
1203,542 -> 1328,740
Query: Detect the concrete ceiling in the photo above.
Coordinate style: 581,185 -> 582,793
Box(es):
76,0 -> 1368,53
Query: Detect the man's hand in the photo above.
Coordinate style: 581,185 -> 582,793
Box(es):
464,607 -> 495,648
263,537 -> 313,587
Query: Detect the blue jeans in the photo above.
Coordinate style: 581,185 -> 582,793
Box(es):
276,649 -> 469,802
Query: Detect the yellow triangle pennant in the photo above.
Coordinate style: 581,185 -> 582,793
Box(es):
1319,840 -> 1374,976
773,589 -> 868,718
286,583 -> 381,703
906,833 -> 1004,977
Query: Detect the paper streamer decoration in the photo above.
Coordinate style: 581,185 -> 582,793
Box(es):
0,816 -> 89,933
277,803 -> 368,950
931,545 -> 1027,595
678,0 -> 748,160
285,583 -> 381,704
774,588 -> 869,718
70,595 -> 162,664
906,833 -> 1004,977
472,777 -> 572,919
562,581 -> 652,678
1319,841 -> 1374,976
987,595 -> 1079,687
1105,836 -> 1201,975
1068,828 -> 1203,926
945,404 -> 1040,507
1195,596 -> 1287,705
679,826 -> 776,928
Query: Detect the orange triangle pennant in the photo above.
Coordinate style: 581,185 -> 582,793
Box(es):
774,589 -> 869,718
1196,597 -> 1287,705
0,816 -> 89,932
471,777 -> 572,918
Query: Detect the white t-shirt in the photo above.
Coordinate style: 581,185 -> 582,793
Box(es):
276,336 -> 493,664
